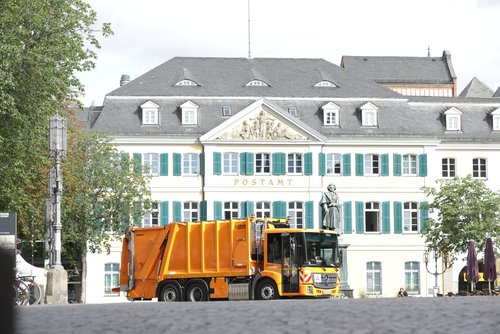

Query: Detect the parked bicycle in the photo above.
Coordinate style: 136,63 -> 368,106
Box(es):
13,274 -> 42,306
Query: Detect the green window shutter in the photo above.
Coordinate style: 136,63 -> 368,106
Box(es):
199,153 -> 205,176
173,201 -> 182,222
239,153 -> 247,175
246,152 -> 254,176
355,153 -> 364,176
382,201 -> 390,234
160,153 -> 168,176
246,201 -> 254,217
305,201 -> 314,229
133,202 -> 142,226
273,201 -> 286,219
319,153 -> 326,176
304,152 -> 313,176
214,201 -> 222,220
120,152 -> 129,162
381,154 -> 389,176
173,153 -> 181,176
420,201 -> 429,233
119,206 -> 130,233
393,154 -> 402,176
394,201 -> 402,234
342,154 -> 351,176
272,153 -> 285,175
160,201 -> 169,226
355,201 -> 364,234
240,201 -> 247,218
213,152 -> 222,175
133,153 -> 142,174
343,201 -> 352,234
199,200 -> 207,221
419,154 -> 428,177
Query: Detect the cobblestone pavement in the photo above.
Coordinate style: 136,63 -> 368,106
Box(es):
14,296 -> 500,334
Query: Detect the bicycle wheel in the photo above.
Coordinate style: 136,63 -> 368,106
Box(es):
15,280 -> 30,306
29,282 -> 42,305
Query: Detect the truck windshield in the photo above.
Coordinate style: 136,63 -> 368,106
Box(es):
303,232 -> 338,267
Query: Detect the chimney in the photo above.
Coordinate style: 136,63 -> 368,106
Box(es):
120,74 -> 130,86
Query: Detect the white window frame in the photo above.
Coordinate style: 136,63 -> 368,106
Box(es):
492,108 -> 500,131
314,80 -> 336,87
256,201 -> 271,218
361,103 -> 378,127
104,263 -> 120,295
366,261 -> 382,295
255,153 -> 271,175
183,153 -> 199,176
288,201 -> 303,229
143,202 -> 159,227
222,106 -> 232,116
287,153 -> 303,174
472,158 -> 487,178
403,202 -> 418,233
365,202 -> 380,233
246,80 -> 268,87
141,101 -> 159,125
224,201 -> 239,220
223,152 -> 239,175
444,107 -> 462,131
175,79 -> 198,86
442,158 -> 456,178
143,153 -> 159,175
183,201 -> 199,222
322,102 -> 340,126
364,154 -> 379,175
326,153 -> 342,175
405,261 -> 420,294
288,106 -> 298,117
180,101 -> 199,125
402,154 -> 417,176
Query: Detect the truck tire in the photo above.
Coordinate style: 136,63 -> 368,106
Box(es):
255,279 -> 278,300
159,283 -> 182,302
185,281 -> 209,302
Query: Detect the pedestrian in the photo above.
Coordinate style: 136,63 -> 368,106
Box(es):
397,287 -> 408,297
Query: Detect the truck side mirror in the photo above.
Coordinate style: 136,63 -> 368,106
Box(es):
335,249 -> 343,267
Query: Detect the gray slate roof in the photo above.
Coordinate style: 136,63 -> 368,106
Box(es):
459,77 -> 494,98
340,51 -> 456,84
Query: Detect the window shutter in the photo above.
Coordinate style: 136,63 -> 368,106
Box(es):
160,201 -> 169,226
119,206 -> 130,233
355,153 -> 364,176
160,153 -> 168,176
273,201 -> 286,219
355,201 -> 364,234
213,152 -> 222,175
120,152 -> 129,162
199,200 -> 207,221
381,154 -> 389,176
240,201 -> 254,218
343,201 -> 352,234
304,152 -> 313,176
382,201 -> 390,233
420,201 -> 429,233
240,201 -> 247,218
393,154 -> 402,176
214,201 -> 222,220
240,152 -> 255,176
133,153 -> 142,174
419,154 -> 427,177
132,202 -> 141,226
394,201 -> 402,234
173,201 -> 181,222
199,153 -> 205,176
342,154 -> 351,176
319,153 -> 326,176
305,201 -> 314,229
272,153 -> 285,175
239,153 -> 247,175
173,153 -> 181,176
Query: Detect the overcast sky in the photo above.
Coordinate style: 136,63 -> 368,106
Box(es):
78,0 -> 500,106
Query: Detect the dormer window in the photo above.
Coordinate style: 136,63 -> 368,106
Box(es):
222,106 -> 232,116
322,102 -> 340,126
180,101 -> 199,125
246,80 -> 269,87
141,101 -> 159,125
492,108 -> 500,131
314,80 -> 336,87
288,106 -> 298,117
444,107 -> 462,131
360,102 -> 379,127
175,79 -> 198,86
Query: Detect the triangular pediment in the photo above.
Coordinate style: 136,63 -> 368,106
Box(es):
200,98 -> 326,142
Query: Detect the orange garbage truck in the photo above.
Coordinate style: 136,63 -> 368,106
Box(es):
119,216 -> 342,301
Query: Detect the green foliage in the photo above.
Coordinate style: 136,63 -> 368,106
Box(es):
0,0 -> 111,257
421,176 -> 500,259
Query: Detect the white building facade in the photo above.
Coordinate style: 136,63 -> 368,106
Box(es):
83,57 -> 500,303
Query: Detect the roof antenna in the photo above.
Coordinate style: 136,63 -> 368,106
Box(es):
427,45 -> 431,57
248,0 -> 252,59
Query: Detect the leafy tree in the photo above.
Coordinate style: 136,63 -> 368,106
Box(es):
0,0 -> 111,254
422,176 -> 500,260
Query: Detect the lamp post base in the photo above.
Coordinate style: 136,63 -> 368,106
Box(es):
45,267 -> 68,304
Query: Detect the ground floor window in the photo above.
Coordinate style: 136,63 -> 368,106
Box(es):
256,201 -> 271,218
366,261 -> 382,294
224,201 -> 239,219
183,201 -> 198,222
405,261 -> 420,294
143,202 -> 159,227
288,201 -> 303,228
104,263 -> 120,295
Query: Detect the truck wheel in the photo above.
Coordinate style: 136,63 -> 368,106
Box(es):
255,279 -> 278,300
185,281 -> 209,302
159,283 -> 182,302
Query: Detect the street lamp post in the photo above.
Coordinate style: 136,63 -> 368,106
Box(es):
424,249 -> 450,297
46,114 -> 68,304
